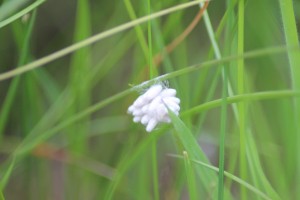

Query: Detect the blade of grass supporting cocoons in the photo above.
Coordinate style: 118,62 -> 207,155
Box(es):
13,46 -> 300,157
168,109 -> 232,198
183,151 -> 198,200
0,44 -> 296,86
0,9 -> 36,142
279,0 -> 300,196
0,0 -> 45,29
0,0 -> 207,81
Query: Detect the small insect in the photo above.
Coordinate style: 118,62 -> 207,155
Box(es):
127,83 -> 180,132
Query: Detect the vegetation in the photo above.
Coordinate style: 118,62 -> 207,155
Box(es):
0,0 -> 300,199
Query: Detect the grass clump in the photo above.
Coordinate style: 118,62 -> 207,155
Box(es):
0,0 -> 299,199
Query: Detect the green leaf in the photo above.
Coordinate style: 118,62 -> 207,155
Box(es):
168,109 -> 231,198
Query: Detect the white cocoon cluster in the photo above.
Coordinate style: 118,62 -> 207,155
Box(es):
128,84 -> 180,132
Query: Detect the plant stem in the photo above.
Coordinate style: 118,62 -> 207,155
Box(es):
279,0 -> 300,197
237,0 -> 247,199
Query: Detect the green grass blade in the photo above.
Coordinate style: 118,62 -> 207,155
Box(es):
183,90 -> 300,116
147,0 -> 155,79
279,1 -> 300,196
1,1 -> 299,198
170,155 -> 272,200
67,0 -> 92,197
218,66 -> 228,200
0,9 -> 37,141
68,0 -> 91,152
148,1 -> 159,190
0,0 -> 207,81
168,109 -> 231,198
124,0 -> 149,60
0,191 -> 4,200
0,156 -> 16,192
151,141 -> 159,200
245,130 -> 281,200
183,151 -> 198,200
237,1 -> 247,198
0,0 -> 45,29
199,2 -> 236,106
0,0 -> 30,21
104,131 -> 164,200
13,47 -> 300,156
195,10 -> 236,197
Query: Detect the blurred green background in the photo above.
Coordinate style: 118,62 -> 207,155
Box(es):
0,0 -> 300,199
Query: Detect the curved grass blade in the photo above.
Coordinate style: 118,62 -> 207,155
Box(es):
279,1 -> 300,197
15,46 -> 300,156
169,154 -> 272,200
183,151 -> 198,200
0,0 -> 29,21
0,0 -> 45,29
0,192 -> 4,200
168,109 -> 231,198
0,9 -> 37,142
0,156 -> 16,192
183,90 -> 300,116
0,0 -> 208,81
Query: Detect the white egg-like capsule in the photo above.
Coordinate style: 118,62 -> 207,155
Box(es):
162,99 -> 180,112
141,115 -> 150,125
134,108 -> 144,116
143,85 -> 163,101
141,104 -> 149,113
155,104 -> 168,121
133,116 -> 141,123
164,96 -> 180,104
160,88 -> 176,97
146,118 -> 158,132
161,115 -> 171,123
133,95 -> 146,107
127,105 -> 135,114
